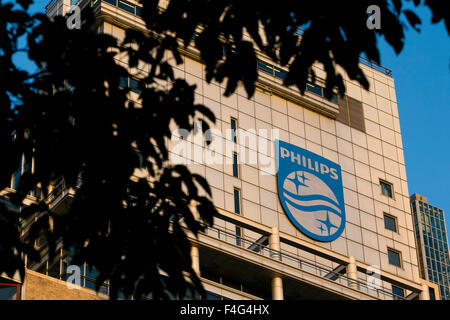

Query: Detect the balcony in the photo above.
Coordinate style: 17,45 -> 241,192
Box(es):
47,179 -> 76,215
194,224 -> 406,300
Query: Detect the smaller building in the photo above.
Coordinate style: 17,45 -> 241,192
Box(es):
410,193 -> 450,299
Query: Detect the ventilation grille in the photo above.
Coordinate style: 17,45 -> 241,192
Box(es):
336,96 -> 365,132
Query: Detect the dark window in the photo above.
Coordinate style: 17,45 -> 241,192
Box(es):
0,284 -> 20,300
380,180 -> 393,198
388,248 -> 402,267
384,214 -> 397,232
234,189 -> 240,214
118,0 -> 135,14
129,78 -> 142,94
230,118 -> 237,143
330,93 -> 338,104
204,292 -> 222,300
235,226 -> 242,246
119,76 -> 128,88
257,61 -> 274,75
392,285 -> 404,300
274,68 -> 287,80
135,6 -> 142,17
104,0 -> 116,5
232,153 -> 239,178
306,83 -> 323,96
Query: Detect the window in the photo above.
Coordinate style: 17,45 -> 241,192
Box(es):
387,248 -> 402,267
391,285 -> 404,300
230,118 -> 237,143
232,153 -> 239,178
384,214 -> 397,232
0,283 -> 20,300
129,78 -> 142,94
204,292 -> 222,300
119,76 -> 142,94
234,188 -> 240,214
235,226 -> 242,246
118,0 -> 135,14
306,83 -> 323,96
380,180 -> 393,198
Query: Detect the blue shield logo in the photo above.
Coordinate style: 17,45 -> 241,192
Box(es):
276,140 -> 346,242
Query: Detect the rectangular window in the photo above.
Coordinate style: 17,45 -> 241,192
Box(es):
0,283 -> 20,300
234,188 -> 240,214
306,83 -> 323,96
384,213 -> 397,232
104,0 -> 117,6
235,226 -> 242,246
230,118 -> 237,143
380,180 -> 393,198
274,68 -> 287,80
391,285 -> 404,300
429,287 -> 436,300
129,78 -> 142,94
119,76 -> 128,89
135,6 -> 142,17
387,248 -> 402,267
257,61 -> 274,76
118,0 -> 135,14
232,153 -> 239,178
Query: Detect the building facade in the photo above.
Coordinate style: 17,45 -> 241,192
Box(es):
410,193 -> 450,299
0,0 -> 440,300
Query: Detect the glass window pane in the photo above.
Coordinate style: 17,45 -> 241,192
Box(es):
384,214 -> 397,232
230,118 -> 237,143
234,189 -> 240,214
129,78 -> 142,94
205,292 -> 221,300
104,0 -> 116,5
257,61 -> 274,76
392,285 -> 404,299
235,226 -> 241,246
0,285 -> 18,300
232,153 -> 238,177
380,181 -> 393,198
135,6 -> 142,17
118,0 -> 135,14
119,76 -> 128,88
306,83 -> 323,96
388,249 -> 401,267
429,287 -> 436,300
274,69 -> 287,80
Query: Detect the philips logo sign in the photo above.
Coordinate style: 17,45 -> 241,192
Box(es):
276,140 -> 346,242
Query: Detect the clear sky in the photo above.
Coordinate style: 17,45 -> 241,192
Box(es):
12,1 -> 450,240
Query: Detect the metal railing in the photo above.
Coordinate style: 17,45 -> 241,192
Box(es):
296,27 -> 392,77
358,56 -> 393,77
47,179 -> 67,205
202,224 -> 405,300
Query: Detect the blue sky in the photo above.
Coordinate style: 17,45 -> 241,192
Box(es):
377,6 -> 450,240
12,1 -> 450,240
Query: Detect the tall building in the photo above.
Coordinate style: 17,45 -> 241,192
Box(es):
410,193 -> 450,299
0,0 -> 440,300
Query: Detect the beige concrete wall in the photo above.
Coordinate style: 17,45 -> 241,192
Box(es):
22,269 -> 108,300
